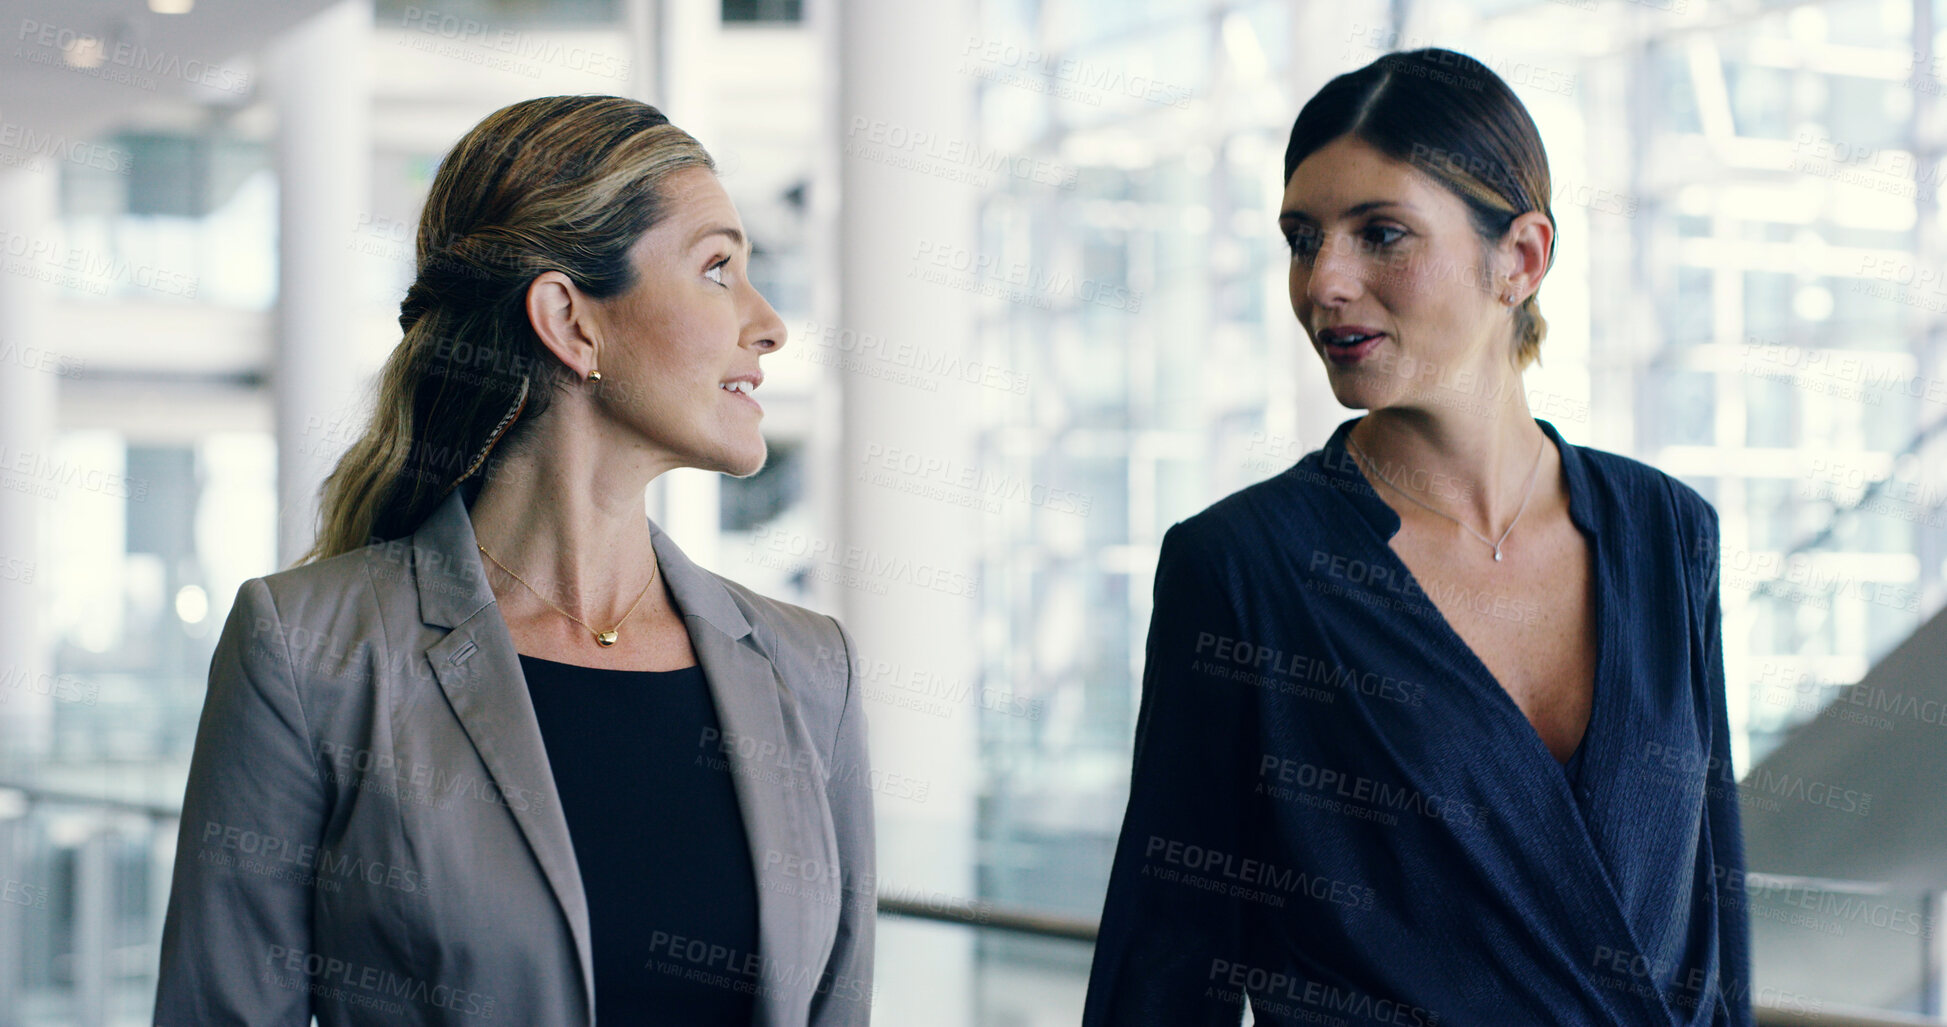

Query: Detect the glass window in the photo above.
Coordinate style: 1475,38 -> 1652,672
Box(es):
722,0 -> 802,22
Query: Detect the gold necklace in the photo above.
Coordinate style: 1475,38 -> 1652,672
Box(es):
475,541 -> 658,647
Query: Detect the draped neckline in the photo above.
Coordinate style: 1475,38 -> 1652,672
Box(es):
1313,415 -> 1610,792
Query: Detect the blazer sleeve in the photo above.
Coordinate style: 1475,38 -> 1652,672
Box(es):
1694,504 -> 1754,1027
154,577 -> 327,1027
810,615 -> 876,1026
1082,521 -> 1253,1027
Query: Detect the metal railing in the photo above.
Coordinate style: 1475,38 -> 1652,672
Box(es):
875,893 -> 1098,942
0,781 -> 1936,1027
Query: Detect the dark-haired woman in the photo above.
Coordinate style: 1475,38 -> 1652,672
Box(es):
154,97 -> 875,1026
1083,49 -> 1749,1026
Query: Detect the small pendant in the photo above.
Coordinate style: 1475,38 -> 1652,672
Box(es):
596,630 -> 618,647
1493,549 -> 1503,562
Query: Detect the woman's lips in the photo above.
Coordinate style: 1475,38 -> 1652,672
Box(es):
1322,332 -> 1385,365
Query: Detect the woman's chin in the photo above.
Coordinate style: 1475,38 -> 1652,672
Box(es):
1323,374 -> 1383,410
726,442 -> 768,478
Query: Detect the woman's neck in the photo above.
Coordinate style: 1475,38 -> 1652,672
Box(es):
1347,394 -> 1557,533
464,412 -> 669,621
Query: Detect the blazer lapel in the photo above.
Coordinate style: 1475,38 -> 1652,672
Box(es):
405,491 -> 841,1027
411,492 -> 597,1025
652,519 -> 843,1027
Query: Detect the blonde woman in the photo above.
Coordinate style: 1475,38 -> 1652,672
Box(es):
154,96 -> 874,1027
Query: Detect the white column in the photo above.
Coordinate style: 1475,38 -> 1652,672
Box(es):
622,0 -> 662,104
71,828 -> 111,1027
0,165 -> 56,1027
0,810 -> 22,1026
268,0 -> 373,567
0,166 -> 59,765
837,0 -> 980,1022
658,0 -> 721,132
643,0 -> 722,566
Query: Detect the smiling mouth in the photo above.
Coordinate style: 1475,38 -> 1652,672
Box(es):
1320,330 -> 1384,347
719,380 -> 762,412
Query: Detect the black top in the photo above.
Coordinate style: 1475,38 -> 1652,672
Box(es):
1084,415 -> 1749,1027
518,653 -> 761,1026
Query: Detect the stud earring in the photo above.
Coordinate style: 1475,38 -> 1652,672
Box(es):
587,369 -> 602,382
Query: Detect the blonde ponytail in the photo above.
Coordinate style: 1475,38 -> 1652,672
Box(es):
293,95 -> 715,567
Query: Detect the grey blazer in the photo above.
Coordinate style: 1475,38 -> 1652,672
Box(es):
153,490 -> 875,1026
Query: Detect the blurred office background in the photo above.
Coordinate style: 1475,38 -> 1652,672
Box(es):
2,0 -> 1946,1023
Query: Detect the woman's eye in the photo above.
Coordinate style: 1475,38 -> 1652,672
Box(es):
705,257 -> 730,286
1362,225 -> 1405,248
1285,229 -> 1320,260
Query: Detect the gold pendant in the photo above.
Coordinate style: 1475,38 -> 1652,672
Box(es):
596,630 -> 618,647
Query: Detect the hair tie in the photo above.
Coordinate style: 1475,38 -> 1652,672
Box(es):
399,279 -> 439,334
404,235 -> 510,332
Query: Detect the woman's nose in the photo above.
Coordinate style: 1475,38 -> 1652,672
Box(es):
748,291 -> 787,353
1306,235 -> 1363,308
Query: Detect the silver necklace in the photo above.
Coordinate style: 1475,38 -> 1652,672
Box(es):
1345,431 -> 1545,563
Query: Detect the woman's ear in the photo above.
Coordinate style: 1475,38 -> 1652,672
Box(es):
525,270 -> 601,379
1502,211 -> 1554,300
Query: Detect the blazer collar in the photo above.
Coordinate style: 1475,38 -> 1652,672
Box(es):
1311,414 -> 1601,541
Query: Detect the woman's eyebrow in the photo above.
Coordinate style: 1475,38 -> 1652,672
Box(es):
1279,200 -> 1414,223
687,224 -> 750,254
